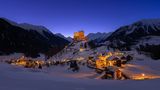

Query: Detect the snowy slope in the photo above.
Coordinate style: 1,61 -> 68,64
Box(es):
114,19 -> 160,35
126,19 -> 160,34
107,19 -> 160,41
19,23 -> 52,35
101,19 -> 160,53
1,40 -> 160,90
87,32 -> 112,41
55,33 -> 73,42
66,37 -> 73,42
136,36 -> 160,46
50,41 -> 93,61
86,19 -> 160,51
49,40 -> 108,62
1,17 -> 52,36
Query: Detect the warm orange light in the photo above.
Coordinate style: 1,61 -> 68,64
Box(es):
142,73 -> 145,77
74,31 -> 87,41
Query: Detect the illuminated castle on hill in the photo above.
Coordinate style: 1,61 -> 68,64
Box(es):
74,31 -> 87,41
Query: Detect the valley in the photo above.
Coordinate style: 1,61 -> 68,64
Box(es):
0,18 -> 160,90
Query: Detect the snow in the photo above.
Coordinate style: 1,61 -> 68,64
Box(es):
0,53 -> 46,61
55,33 -> 73,42
0,30 -> 160,90
49,41 -> 107,61
87,32 -> 112,41
49,39 -> 160,80
19,23 -> 52,34
126,25 -> 138,35
138,19 -> 160,26
130,36 -> 160,49
1,59 -> 160,90
118,51 -> 160,79
121,19 -> 160,35
1,18 -> 52,36
0,53 -> 23,61
1,43 -> 160,90
43,65 -> 99,79
137,36 -> 160,46
55,33 -> 67,39
67,37 -> 73,42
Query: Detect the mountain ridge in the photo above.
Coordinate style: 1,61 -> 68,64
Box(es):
0,18 -> 70,58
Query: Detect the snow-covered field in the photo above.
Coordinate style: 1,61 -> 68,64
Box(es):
1,56 -> 160,90
1,41 -> 160,90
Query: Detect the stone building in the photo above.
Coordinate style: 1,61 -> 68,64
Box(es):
74,31 -> 87,41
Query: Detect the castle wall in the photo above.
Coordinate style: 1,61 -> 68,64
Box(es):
74,31 -> 87,41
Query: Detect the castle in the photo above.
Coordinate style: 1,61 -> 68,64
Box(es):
73,31 -> 87,41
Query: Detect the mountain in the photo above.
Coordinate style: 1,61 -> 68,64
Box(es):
87,32 -> 112,49
106,19 -> 160,48
55,33 -> 73,42
66,37 -> 73,42
87,32 -> 112,42
2,18 -> 52,37
0,18 -> 70,58
105,19 -> 160,59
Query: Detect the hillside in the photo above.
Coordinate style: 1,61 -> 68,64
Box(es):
0,18 -> 70,58
88,19 -> 160,59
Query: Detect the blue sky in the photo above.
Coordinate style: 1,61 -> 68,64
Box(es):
0,0 -> 160,37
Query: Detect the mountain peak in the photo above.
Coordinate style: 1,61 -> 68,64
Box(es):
55,33 -> 73,42
0,18 -> 52,36
0,18 -> 70,57
87,32 -> 112,41
133,19 -> 160,26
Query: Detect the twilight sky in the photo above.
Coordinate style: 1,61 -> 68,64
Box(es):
0,0 -> 160,37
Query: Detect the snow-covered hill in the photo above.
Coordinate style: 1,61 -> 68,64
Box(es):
87,32 -> 112,42
1,18 -> 52,36
111,19 -> 160,36
1,52 -> 160,90
55,33 -> 73,42
49,40 -> 108,62
99,19 -> 160,59
106,19 -> 160,43
135,36 -> 160,46
66,37 -> 73,42
84,19 -> 160,59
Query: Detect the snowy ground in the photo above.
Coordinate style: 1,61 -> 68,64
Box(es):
1,42 -> 160,90
1,57 -> 160,90
48,41 -> 110,65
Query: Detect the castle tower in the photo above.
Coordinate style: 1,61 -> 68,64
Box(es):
73,30 -> 87,41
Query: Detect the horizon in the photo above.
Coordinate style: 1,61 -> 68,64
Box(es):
2,17 -> 160,38
0,0 -> 160,37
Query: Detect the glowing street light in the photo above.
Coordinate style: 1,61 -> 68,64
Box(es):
142,73 -> 145,77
